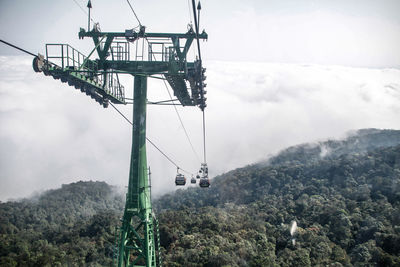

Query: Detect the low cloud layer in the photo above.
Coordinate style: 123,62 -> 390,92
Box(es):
1,56 -> 399,201
206,61 -> 400,170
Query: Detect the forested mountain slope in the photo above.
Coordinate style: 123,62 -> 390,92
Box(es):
155,129 -> 400,266
0,181 -> 124,266
1,129 -> 400,266
155,129 -> 400,210
268,128 -> 400,166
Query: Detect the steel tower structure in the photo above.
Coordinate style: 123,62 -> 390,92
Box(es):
32,3 -> 207,265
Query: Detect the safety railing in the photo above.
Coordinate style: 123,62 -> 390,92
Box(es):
44,43 -> 125,102
105,72 -> 125,100
110,42 -> 130,61
45,44 -> 97,71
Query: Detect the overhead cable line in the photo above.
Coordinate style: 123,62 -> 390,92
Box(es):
1,39 -> 198,174
72,0 -> 95,23
0,39 -> 195,176
202,110 -> 207,163
150,43 -> 202,162
160,78 -> 202,163
126,0 -> 142,27
124,0 -> 202,164
139,13 -> 202,163
0,39 -> 36,57
147,7 -> 202,163
109,102 -> 193,176
191,0 -> 207,164
187,0 -> 193,24
192,0 -> 202,61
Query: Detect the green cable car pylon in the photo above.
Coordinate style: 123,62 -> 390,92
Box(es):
32,1 -> 207,266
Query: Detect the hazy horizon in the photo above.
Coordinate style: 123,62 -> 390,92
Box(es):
1,56 -> 400,201
1,0 -> 400,201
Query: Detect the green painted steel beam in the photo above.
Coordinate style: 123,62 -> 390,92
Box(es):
79,28 -> 208,40
103,61 -> 195,75
34,8 -> 207,267
105,61 -> 170,75
118,76 -> 157,267
76,22 -> 205,267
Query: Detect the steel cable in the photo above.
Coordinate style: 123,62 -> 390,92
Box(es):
0,39 -> 36,57
71,0 -> 96,23
109,102 -> 194,175
0,39 -> 196,176
124,0 -> 203,164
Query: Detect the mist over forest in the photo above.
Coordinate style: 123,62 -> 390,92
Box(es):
1,57 -> 400,202
1,1 -> 400,266
1,128 -> 400,266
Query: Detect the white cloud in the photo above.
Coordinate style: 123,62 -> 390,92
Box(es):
1,56 -> 400,201
2,1 -> 400,68
205,7 -> 400,67
205,61 -> 400,172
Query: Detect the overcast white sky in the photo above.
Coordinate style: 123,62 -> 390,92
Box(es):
1,0 -> 400,201
1,0 -> 400,66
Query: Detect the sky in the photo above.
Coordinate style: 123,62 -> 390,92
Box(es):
0,0 -> 400,201
1,0 -> 400,66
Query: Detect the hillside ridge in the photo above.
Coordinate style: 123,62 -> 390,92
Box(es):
267,128 -> 400,166
1,128 -> 400,266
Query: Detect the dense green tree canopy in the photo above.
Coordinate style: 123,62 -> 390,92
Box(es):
1,129 -> 400,266
155,129 -> 400,266
0,181 -> 124,266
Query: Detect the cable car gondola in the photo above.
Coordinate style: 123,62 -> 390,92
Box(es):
175,173 -> 186,186
199,178 -> 210,188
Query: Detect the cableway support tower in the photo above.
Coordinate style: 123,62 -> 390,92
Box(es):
31,1 -> 207,266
